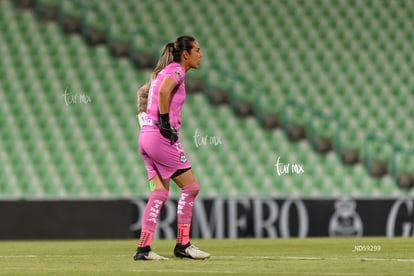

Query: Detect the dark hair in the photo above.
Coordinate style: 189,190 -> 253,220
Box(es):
150,35 -> 196,80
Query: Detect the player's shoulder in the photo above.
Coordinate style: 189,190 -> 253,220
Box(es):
165,62 -> 184,72
164,62 -> 185,81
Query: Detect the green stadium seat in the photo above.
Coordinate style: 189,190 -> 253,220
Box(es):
2,0 -> 414,199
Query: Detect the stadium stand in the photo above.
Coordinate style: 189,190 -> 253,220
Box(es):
1,0 -> 413,198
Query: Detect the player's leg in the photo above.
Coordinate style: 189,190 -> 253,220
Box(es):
134,174 -> 170,261
172,169 -> 210,259
138,133 -> 208,259
135,131 -> 171,260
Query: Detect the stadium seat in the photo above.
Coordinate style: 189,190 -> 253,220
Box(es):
2,0 -> 413,199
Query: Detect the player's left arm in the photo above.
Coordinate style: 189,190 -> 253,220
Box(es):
158,76 -> 176,114
156,76 -> 178,144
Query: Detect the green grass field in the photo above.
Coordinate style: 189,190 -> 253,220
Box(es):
0,238 -> 412,275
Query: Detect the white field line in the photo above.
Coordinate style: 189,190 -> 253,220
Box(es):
0,255 -> 37,258
353,257 -> 414,263
214,256 -> 414,263
2,255 -> 414,263
129,269 -> 240,274
213,256 -> 339,260
129,269 -> 366,275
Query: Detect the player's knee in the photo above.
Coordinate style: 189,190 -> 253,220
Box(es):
182,182 -> 200,197
149,189 -> 169,203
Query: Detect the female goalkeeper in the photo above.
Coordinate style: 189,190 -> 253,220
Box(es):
134,35 -> 209,261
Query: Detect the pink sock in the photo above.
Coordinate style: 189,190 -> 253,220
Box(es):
138,189 -> 168,248
176,182 -> 199,244
177,223 -> 191,245
138,229 -> 154,248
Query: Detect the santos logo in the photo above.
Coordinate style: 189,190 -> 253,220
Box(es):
328,198 -> 363,237
386,199 -> 414,237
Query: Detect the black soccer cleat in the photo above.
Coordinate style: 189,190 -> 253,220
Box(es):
133,246 -> 168,261
174,242 -> 210,260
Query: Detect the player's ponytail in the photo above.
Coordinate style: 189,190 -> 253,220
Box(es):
150,36 -> 195,80
150,42 -> 174,80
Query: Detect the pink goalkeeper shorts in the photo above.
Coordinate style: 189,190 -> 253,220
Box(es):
138,128 -> 191,180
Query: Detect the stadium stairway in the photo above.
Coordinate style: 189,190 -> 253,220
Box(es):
1,0 -> 413,199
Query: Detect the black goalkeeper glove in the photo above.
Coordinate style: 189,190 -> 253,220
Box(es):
155,113 -> 178,145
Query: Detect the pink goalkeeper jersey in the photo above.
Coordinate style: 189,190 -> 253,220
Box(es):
142,62 -> 186,131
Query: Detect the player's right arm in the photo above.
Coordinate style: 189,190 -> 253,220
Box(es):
136,83 -> 150,127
